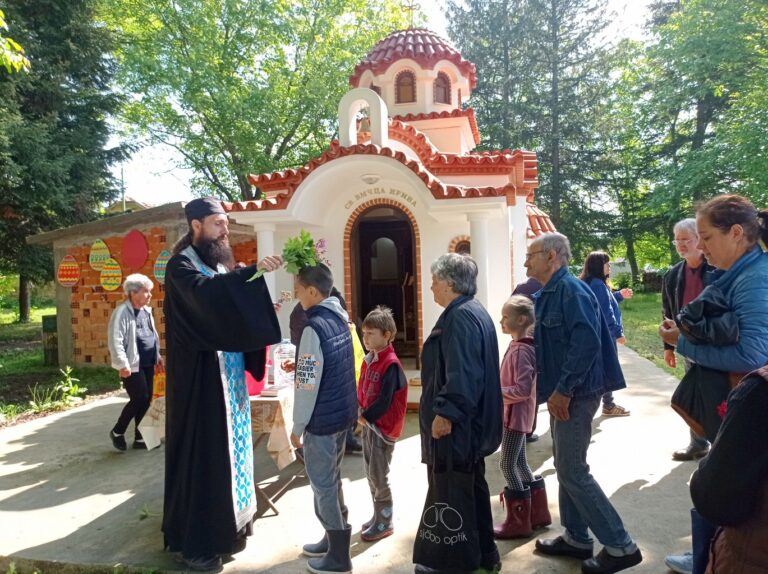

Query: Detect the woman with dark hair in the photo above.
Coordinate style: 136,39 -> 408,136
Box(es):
580,251 -> 633,417
660,194 -> 768,574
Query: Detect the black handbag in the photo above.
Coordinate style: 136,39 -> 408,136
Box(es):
671,363 -> 731,442
413,437 -> 481,571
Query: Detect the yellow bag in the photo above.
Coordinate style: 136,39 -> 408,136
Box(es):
152,364 -> 166,399
349,322 -> 365,385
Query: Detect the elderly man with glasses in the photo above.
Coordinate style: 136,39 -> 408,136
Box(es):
524,233 -> 643,574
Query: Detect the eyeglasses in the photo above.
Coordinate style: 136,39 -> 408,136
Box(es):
525,250 -> 545,261
671,239 -> 696,246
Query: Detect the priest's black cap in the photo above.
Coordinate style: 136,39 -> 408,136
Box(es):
184,197 -> 226,224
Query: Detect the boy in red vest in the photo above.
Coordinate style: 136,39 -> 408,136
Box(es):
357,306 -> 408,542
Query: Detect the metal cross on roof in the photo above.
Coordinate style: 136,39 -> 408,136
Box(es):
401,0 -> 421,28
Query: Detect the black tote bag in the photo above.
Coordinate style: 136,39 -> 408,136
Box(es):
413,437 -> 481,571
671,363 -> 731,442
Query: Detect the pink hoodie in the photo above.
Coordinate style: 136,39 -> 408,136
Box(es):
500,337 -> 537,433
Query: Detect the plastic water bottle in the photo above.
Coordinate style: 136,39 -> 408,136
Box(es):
272,339 -> 296,387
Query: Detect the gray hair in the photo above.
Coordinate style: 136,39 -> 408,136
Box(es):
673,218 -> 698,237
431,253 -> 478,296
123,273 -> 153,296
532,232 -> 572,265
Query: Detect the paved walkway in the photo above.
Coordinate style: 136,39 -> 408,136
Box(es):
0,347 -> 695,574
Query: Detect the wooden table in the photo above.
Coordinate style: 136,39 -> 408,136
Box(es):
250,388 -> 302,516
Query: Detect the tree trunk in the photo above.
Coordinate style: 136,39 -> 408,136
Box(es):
18,274 -> 31,323
549,0 -> 562,227
625,237 -> 639,282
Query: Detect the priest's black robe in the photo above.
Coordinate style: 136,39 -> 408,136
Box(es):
162,246 -> 281,557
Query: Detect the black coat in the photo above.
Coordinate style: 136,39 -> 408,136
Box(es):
162,250 -> 281,557
419,295 -> 502,466
661,258 -> 713,350
676,284 -> 739,346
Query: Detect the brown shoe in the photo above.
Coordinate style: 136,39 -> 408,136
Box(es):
672,444 -> 709,461
602,405 -> 630,417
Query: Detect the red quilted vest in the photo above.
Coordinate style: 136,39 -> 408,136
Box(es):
357,345 -> 408,440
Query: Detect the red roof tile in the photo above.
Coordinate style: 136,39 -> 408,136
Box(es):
350,28 -> 477,89
526,203 -> 557,237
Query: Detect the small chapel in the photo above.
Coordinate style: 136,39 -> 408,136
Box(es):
224,28 -> 554,363
30,28 -> 554,369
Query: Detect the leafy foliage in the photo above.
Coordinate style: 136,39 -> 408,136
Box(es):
104,0 -> 411,200
0,9 -> 28,73
0,0 -> 127,318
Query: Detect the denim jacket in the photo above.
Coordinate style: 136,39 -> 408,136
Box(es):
677,245 -> 768,373
534,267 -> 626,404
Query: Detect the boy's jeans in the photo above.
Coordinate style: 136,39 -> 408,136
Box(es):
551,396 -> 637,555
303,429 -> 348,531
362,425 -> 395,504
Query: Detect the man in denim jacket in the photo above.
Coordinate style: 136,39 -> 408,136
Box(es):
526,233 -> 643,574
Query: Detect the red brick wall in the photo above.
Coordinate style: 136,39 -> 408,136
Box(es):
66,231 -> 257,366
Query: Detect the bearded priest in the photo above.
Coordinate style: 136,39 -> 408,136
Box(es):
162,197 -> 282,571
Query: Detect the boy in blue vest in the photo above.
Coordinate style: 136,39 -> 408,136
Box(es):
290,263 -> 357,574
357,306 -> 408,542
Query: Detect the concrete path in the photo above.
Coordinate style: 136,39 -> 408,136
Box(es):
0,346 -> 696,574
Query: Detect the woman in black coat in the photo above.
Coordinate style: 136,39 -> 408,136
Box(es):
415,253 -> 503,574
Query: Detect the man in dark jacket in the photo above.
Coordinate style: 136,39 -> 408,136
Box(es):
525,233 -> 643,574
661,217 -> 714,462
416,253 -> 502,574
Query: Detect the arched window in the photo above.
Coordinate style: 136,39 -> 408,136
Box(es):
434,72 -> 451,105
395,71 -> 416,104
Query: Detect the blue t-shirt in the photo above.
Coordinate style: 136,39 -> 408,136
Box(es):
134,308 -> 157,367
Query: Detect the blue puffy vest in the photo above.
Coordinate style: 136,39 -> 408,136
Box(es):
303,304 -> 357,435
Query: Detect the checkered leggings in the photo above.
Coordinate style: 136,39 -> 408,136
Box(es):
499,428 -> 534,491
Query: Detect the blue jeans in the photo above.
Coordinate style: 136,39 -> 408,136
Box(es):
303,430 -> 348,531
692,508 -> 716,574
551,396 -> 636,554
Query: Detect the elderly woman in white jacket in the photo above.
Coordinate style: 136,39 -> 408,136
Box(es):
107,273 -> 162,450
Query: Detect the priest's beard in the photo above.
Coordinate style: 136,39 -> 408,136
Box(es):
194,236 -> 235,272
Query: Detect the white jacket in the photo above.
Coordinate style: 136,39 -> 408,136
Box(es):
107,300 -> 160,373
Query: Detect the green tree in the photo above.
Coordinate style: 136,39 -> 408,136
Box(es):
639,0 -> 768,245
0,0 -> 125,321
0,8 -> 28,73
104,0 -> 410,200
445,0 -> 618,256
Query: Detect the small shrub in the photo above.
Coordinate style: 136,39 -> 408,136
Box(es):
612,272 -> 634,290
27,366 -> 88,413
642,270 -> 664,292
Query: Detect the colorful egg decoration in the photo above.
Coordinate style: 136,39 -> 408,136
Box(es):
154,250 -> 171,284
123,229 -> 149,270
100,258 -> 122,291
57,255 -> 80,287
89,238 -> 111,271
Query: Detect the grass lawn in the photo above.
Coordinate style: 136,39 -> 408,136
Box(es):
0,306 -> 120,422
621,291 -> 685,381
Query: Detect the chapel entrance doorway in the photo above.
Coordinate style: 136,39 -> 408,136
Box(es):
350,205 -> 419,365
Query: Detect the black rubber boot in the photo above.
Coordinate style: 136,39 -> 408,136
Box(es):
307,527 -> 352,574
303,508 -> 349,557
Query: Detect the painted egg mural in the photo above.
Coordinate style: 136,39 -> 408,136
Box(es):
123,229 -> 149,270
100,258 -> 122,291
88,239 -> 111,271
154,250 -> 171,284
57,255 -> 80,287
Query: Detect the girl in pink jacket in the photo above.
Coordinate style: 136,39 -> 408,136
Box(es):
494,295 -> 551,539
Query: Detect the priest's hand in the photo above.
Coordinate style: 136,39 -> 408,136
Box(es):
257,255 -> 282,273
431,415 -> 452,439
290,432 -> 303,450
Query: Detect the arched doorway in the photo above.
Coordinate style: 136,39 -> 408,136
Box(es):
348,203 -> 419,366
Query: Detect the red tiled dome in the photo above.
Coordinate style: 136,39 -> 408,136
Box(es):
350,28 -> 477,88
